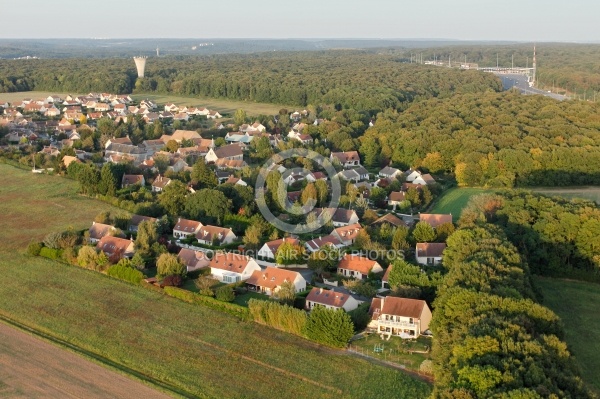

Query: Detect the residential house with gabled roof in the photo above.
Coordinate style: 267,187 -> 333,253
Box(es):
173,218 -> 203,239
164,103 -> 180,113
378,166 -> 401,179
207,110 -> 222,119
413,173 -> 436,186
151,175 -> 171,193
337,254 -> 383,280
88,222 -> 121,244
208,252 -> 261,283
178,248 -> 210,272
330,223 -> 362,246
368,296 -> 432,338
257,237 -> 301,260
245,267 -> 306,296
164,130 -> 201,143
402,182 -> 422,192
105,136 -> 133,148
214,159 -> 247,170
195,225 -> 237,246
419,213 -> 453,228
306,287 -> 359,312
310,208 -> 359,227
96,236 -> 135,260
404,169 -> 421,182
415,243 -> 446,266
205,143 -> 244,163
304,235 -> 343,253
223,176 -> 247,186
140,99 -> 157,110
388,191 -> 406,207
370,213 -> 410,228
61,155 -> 80,168
121,174 -> 145,188
330,151 -> 361,168
141,139 -> 166,155
128,215 -> 157,232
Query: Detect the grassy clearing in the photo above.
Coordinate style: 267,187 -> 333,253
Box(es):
429,187 -> 491,221
132,93 -> 290,116
350,335 -> 431,372
534,276 -> 600,394
0,165 -> 431,399
232,291 -> 271,307
531,187 -> 600,204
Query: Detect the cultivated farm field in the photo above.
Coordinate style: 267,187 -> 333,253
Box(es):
0,165 -> 431,399
532,186 -> 600,204
535,277 -> 600,394
0,91 -> 81,103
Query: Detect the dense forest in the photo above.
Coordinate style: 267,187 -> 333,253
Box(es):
0,52 -> 502,112
363,91 -> 600,186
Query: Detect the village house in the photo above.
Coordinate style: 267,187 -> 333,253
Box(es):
336,167 -> 368,183
173,218 -> 203,239
304,235 -> 343,253
223,176 -> 247,186
128,215 -> 157,232
208,252 -> 261,283
305,287 -> 360,312
162,130 -> 201,144
177,248 -> 210,272
368,296 -> 432,338
388,191 -> 407,207
88,222 -> 121,244
370,213 -> 410,229
214,159 -> 247,170
245,267 -> 306,296
207,110 -> 222,119
378,166 -> 402,179
257,237 -> 301,260
330,151 -> 361,168
415,242 -> 446,266
151,175 -> 171,193
330,223 -> 362,246
310,208 -> 359,227
337,254 -> 384,280
195,225 -> 237,246
121,174 -> 145,188
96,236 -> 135,260
413,173 -> 436,186
61,155 -> 81,168
205,143 -> 244,163
419,213 -> 453,229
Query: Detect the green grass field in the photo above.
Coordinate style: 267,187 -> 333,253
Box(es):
429,187 -> 492,221
535,277 -> 600,394
532,187 -> 600,204
0,164 -> 431,399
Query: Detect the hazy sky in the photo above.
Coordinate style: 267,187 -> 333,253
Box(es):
1,0 -> 597,42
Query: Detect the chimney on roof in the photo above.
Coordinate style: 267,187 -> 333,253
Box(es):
319,288 -> 323,294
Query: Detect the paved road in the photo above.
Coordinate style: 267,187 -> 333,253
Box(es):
0,322 -> 171,399
497,73 -> 568,101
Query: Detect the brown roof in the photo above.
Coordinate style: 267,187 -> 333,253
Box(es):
312,208 -> 357,224
416,242 -> 446,258
338,254 -> 379,274
389,191 -> 406,202
419,214 -> 453,228
174,218 -> 202,233
402,183 -> 422,192
89,222 -> 116,240
305,235 -> 341,251
61,155 -> 80,167
178,248 -> 208,269
129,214 -> 157,227
262,237 -> 300,253
214,143 -> 243,159
382,265 -> 392,283
122,174 -> 144,186
96,236 -> 134,256
332,223 -> 362,241
306,287 -> 352,308
195,225 -> 234,244
215,159 -> 246,169
421,173 -> 435,184
374,297 -> 428,319
152,175 -> 171,189
370,213 -> 408,227
209,252 -> 254,272
246,267 -> 301,290
110,137 -> 132,145
168,130 -> 201,142
331,151 -> 360,163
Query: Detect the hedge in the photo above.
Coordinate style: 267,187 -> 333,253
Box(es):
39,247 -> 63,260
163,286 -> 250,321
106,264 -> 144,285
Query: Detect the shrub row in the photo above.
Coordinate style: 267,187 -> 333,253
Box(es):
163,286 -> 250,321
106,264 -> 144,285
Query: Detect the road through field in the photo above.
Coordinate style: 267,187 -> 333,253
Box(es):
0,322 -> 171,399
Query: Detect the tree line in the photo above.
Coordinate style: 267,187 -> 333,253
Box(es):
430,203 -> 593,398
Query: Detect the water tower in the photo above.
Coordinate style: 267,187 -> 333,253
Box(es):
133,56 -> 147,78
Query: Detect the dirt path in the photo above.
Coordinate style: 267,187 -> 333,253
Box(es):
0,323 -> 172,399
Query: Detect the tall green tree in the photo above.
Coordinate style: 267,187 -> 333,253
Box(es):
303,306 -> 354,348
412,221 -> 436,243
156,253 -> 186,279
191,160 -> 217,189
184,189 -> 231,225
158,180 -> 188,216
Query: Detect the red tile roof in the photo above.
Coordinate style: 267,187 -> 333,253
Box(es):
306,287 -> 352,308
246,267 -> 301,290
338,254 -> 378,274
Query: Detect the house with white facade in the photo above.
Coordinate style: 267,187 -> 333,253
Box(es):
330,223 -> 362,246
245,267 -> 306,296
178,248 -> 210,272
337,254 -> 383,280
151,175 -> 171,193
368,296 -> 432,338
173,218 -> 203,239
330,151 -> 361,168
415,243 -> 446,266
195,225 -> 237,246
257,237 -> 301,260
208,252 -> 261,283
305,287 -> 359,312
